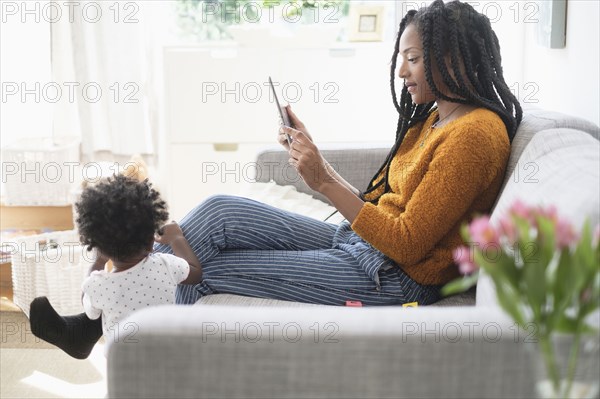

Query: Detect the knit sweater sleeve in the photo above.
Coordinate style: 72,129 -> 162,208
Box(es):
351,117 -> 508,267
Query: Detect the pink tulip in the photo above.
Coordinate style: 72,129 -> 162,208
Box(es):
453,245 -> 470,263
555,217 -> 578,249
509,199 -> 532,221
537,204 -> 558,223
498,214 -> 518,244
453,246 -> 478,275
469,216 -> 500,246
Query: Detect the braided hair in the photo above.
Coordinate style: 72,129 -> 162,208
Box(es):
362,0 -> 522,202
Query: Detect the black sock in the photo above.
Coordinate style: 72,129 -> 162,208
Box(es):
29,296 -> 103,359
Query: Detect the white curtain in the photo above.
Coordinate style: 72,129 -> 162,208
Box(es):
51,1 -> 173,159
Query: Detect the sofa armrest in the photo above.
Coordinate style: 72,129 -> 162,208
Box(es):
255,145 -> 389,203
108,305 -> 539,399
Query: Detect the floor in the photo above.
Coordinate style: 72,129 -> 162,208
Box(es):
0,302 -> 108,399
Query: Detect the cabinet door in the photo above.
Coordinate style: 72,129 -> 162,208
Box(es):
166,143 -> 268,220
165,48 -> 283,144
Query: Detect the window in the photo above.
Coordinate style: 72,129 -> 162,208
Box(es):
172,0 -> 398,45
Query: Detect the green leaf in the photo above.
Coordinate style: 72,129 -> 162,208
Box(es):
460,223 -> 470,242
554,315 -> 580,334
441,273 -> 479,296
575,221 -> 594,273
490,251 -> 521,288
514,217 -> 533,251
536,216 -> 556,270
548,250 -> 577,331
494,281 -> 527,327
578,273 -> 600,318
553,250 -> 575,304
522,247 -> 546,321
474,250 -> 519,285
483,264 -> 527,325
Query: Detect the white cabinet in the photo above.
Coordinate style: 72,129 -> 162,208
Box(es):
165,143 -> 271,220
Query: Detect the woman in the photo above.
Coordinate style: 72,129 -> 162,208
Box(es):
30,0 -> 521,359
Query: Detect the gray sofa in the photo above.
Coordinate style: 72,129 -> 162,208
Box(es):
108,107 -> 600,398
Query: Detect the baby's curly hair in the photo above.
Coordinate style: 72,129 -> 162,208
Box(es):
75,174 -> 169,261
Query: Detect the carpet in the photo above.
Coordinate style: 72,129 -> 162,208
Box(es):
0,310 -> 107,399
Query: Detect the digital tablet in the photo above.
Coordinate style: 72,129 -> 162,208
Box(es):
268,76 -> 293,145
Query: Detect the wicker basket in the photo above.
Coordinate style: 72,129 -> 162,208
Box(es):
1,137 -> 80,205
8,230 -> 93,317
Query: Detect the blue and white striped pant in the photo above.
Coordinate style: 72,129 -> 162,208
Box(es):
154,195 -> 441,306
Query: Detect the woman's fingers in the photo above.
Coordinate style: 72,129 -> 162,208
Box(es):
277,126 -> 291,150
286,129 -> 318,174
285,105 -> 305,129
283,126 -> 306,144
277,128 -> 289,145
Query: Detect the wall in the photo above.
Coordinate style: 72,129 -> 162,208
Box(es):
522,0 -> 599,125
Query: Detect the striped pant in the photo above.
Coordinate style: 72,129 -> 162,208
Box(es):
154,195 -> 441,306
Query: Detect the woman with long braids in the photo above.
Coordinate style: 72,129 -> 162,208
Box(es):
31,0 -> 521,359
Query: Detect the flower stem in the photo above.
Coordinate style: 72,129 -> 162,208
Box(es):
564,333 -> 581,398
539,335 -> 561,396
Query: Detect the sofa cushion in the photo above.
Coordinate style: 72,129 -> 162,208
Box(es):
197,291 -> 476,307
431,289 -> 476,306
238,180 -> 346,224
197,293 -> 324,307
501,106 -> 599,196
477,128 -> 600,307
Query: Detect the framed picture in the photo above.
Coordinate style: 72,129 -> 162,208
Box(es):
348,5 -> 385,42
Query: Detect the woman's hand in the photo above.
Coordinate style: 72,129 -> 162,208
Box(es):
155,221 -> 185,246
277,105 -> 313,150
285,127 -> 335,193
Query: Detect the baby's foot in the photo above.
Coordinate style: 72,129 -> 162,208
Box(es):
29,297 -> 102,359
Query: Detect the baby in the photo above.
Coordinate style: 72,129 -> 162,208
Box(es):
30,174 -> 201,357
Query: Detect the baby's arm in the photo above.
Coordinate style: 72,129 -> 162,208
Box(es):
155,222 -> 202,284
81,277 -> 102,320
81,250 -> 109,302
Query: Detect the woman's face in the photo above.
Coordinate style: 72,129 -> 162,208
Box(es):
397,23 -> 437,105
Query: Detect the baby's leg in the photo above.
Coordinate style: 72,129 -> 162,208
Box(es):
29,297 -> 102,359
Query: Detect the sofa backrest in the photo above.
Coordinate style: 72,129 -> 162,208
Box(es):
499,106 -> 600,199
477,128 -> 600,306
255,145 -> 388,204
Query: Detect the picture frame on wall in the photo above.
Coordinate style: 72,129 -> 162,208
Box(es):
348,5 -> 385,42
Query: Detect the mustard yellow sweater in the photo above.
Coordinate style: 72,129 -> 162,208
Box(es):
351,108 -> 510,286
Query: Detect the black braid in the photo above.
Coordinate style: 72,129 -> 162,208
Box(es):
362,0 -> 521,203
429,10 -> 465,102
447,21 -> 473,100
455,22 -> 485,95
